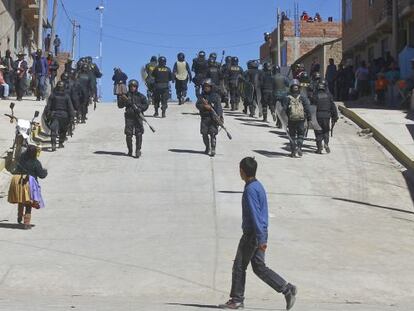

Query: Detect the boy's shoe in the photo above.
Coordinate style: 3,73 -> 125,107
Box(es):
284,283 -> 297,310
219,299 -> 244,309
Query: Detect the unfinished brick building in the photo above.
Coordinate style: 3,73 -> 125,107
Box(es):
259,20 -> 342,67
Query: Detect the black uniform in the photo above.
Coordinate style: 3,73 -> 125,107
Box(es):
145,60 -> 157,100
62,78 -> 81,114
45,89 -> 75,150
220,58 -> 232,107
89,62 -> 102,101
242,63 -> 261,117
13,58 -> 28,101
192,57 -> 209,98
227,64 -> 243,111
260,69 -> 275,122
196,90 -> 223,156
282,91 -> 311,157
77,71 -> 94,123
273,72 -> 290,125
311,90 -> 339,153
152,65 -> 173,117
117,91 -> 149,156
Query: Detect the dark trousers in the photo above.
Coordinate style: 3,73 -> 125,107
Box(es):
328,81 -> 335,96
229,82 -> 240,109
288,120 -> 305,150
50,116 -> 69,144
315,118 -> 330,148
261,91 -> 275,118
154,88 -> 169,111
230,233 -> 287,303
175,79 -> 188,99
15,77 -> 26,100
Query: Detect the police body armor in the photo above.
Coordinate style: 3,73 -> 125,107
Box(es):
154,66 -> 171,89
207,64 -> 221,86
314,92 -> 333,119
274,74 -> 288,99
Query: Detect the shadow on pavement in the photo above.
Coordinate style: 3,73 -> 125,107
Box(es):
94,151 -> 127,157
242,123 -> 272,128
234,117 -> 262,123
169,149 -> 205,155
166,303 -> 220,309
218,190 -> 243,194
253,149 -> 290,158
333,197 -> 414,215
269,130 -> 287,136
181,112 -> 199,116
0,223 -> 34,230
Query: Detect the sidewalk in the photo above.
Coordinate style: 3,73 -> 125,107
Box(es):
338,101 -> 414,170
0,97 -> 47,172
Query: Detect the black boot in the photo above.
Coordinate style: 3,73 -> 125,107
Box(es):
136,135 -> 142,158
58,141 -> 64,148
154,108 -> 159,117
203,135 -> 210,155
262,112 -> 268,122
316,141 -> 323,154
51,137 -> 57,152
161,110 -> 166,118
126,136 -> 133,156
210,135 -> 216,157
284,283 -> 298,311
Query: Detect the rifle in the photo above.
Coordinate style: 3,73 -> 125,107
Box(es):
120,94 -> 156,133
202,98 -> 232,140
219,50 -> 225,66
139,111 -> 156,133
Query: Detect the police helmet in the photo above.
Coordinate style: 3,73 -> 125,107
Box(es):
225,56 -> 232,64
198,51 -> 206,58
232,56 -> 239,65
150,56 -> 157,62
263,62 -> 272,71
158,56 -> 167,66
290,79 -> 300,88
61,72 -> 70,81
86,56 -> 92,63
313,72 -> 321,80
317,79 -> 327,91
55,81 -> 65,92
128,79 -> 139,91
177,52 -> 185,61
251,60 -> 259,69
81,63 -> 89,72
273,65 -> 281,74
209,52 -> 217,61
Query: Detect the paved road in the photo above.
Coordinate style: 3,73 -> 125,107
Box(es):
0,102 -> 413,311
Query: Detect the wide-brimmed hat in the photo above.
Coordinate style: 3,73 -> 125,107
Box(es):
0,64 -> 6,69
16,51 -> 27,56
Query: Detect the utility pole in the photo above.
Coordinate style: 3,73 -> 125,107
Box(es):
96,2 -> 104,100
391,0 -> 398,59
49,0 -> 58,54
37,0 -> 44,49
277,7 -> 281,67
71,20 -> 79,59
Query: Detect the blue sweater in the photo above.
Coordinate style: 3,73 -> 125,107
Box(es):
242,179 -> 269,244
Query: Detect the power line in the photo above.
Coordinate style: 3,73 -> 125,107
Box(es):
80,26 -> 262,50
71,11 -> 272,38
60,0 -> 75,26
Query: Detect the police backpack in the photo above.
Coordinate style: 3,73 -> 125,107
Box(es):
287,95 -> 305,121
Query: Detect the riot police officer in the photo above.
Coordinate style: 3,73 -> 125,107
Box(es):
145,56 -> 158,102
117,80 -> 149,158
242,60 -> 261,117
206,57 -> 221,88
311,80 -> 338,154
60,72 -> 81,120
151,56 -> 173,118
45,81 -> 75,151
273,65 -> 290,126
282,79 -> 311,158
227,56 -> 243,111
260,62 -> 275,122
195,79 -> 223,157
173,52 -> 192,105
220,55 -> 232,108
77,64 -> 94,123
192,51 -> 209,98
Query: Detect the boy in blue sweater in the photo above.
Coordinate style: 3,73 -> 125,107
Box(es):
220,157 -> 297,310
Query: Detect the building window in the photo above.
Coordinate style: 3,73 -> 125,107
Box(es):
345,0 -> 352,22
368,0 -> 374,7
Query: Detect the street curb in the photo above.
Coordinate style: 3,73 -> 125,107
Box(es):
338,103 -> 414,170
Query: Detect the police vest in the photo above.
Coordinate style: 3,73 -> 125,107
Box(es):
175,61 -> 188,81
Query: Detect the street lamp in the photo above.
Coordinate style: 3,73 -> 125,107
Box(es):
96,3 -> 104,100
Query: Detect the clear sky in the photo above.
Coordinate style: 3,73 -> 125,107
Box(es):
49,0 -> 341,101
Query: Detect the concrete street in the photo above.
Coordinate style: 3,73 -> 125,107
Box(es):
0,100 -> 413,310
